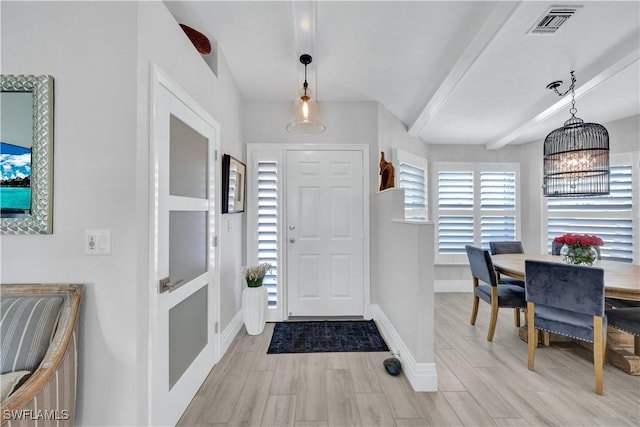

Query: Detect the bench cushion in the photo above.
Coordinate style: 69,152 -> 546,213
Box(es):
0,370 -> 30,400
1,296 -> 64,374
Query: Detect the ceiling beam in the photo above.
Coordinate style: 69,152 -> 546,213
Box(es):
408,1 -> 521,138
486,37 -> 640,150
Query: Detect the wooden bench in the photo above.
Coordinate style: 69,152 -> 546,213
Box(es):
1,284 -> 83,426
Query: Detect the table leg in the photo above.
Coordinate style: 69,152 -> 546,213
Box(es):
605,328 -> 640,375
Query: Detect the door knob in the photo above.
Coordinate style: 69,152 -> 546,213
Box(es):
159,277 -> 185,293
289,225 -> 296,230
289,237 -> 296,243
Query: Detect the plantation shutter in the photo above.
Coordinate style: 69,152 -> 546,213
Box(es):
480,172 -> 516,247
437,171 -> 474,255
257,162 -> 278,307
434,162 -> 520,263
547,165 -> 633,263
398,162 -> 427,220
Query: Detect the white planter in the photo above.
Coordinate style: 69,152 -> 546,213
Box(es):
242,286 -> 267,335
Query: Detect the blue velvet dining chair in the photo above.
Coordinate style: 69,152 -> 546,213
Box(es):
551,241 -> 564,256
525,260 -> 607,395
489,241 -> 524,255
465,245 -> 526,341
489,241 -> 526,289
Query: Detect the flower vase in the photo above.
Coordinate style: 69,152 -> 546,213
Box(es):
242,283 -> 267,335
561,244 -> 598,266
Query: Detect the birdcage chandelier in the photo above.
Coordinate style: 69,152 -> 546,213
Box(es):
543,71 -> 609,197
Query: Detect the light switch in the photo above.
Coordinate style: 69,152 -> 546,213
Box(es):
85,229 -> 111,255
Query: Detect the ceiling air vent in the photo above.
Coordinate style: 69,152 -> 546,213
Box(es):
528,5 -> 581,35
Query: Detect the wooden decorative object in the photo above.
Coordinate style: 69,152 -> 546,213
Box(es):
379,151 -> 395,191
179,24 -> 212,55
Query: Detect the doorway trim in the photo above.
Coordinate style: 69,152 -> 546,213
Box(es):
148,64 -> 221,425
246,143 -> 371,322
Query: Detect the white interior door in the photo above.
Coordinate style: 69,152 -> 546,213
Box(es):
149,67 -> 220,426
286,150 -> 365,317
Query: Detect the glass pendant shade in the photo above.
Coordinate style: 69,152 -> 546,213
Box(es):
286,89 -> 325,135
286,53 -> 325,135
543,116 -> 610,197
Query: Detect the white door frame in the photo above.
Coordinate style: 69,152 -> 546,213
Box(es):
247,143 -> 371,322
148,64 -> 221,425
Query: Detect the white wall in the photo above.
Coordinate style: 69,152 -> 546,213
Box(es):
607,115 -> 639,154
377,104 -> 428,160
1,2 -> 245,426
373,189 -> 436,391
1,2 -> 139,424
243,101 -> 379,145
372,106 -> 429,303
518,140 -> 544,254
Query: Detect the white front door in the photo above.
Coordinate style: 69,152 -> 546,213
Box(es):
286,150 -> 365,317
149,67 -> 220,426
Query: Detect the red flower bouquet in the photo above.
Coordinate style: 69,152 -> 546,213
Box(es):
553,233 -> 604,247
553,233 -> 603,265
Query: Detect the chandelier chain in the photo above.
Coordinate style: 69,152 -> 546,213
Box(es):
549,70 -> 578,117
569,71 -> 577,117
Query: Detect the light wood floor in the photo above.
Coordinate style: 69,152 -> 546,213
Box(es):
178,293 -> 640,426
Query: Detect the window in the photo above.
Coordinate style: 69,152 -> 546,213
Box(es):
394,149 -> 428,220
480,171 -> 517,247
247,148 -> 284,318
257,161 -> 279,307
546,153 -> 636,263
437,171 -> 474,256
433,162 -> 520,263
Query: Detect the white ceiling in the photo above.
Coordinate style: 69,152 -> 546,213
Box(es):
164,1 -> 640,148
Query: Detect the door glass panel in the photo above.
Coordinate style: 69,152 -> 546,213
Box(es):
169,285 -> 208,389
170,211 -> 207,284
170,115 -> 208,199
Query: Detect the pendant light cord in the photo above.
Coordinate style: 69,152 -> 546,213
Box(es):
303,62 -> 308,95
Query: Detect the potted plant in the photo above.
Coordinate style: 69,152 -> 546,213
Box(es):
241,263 -> 271,335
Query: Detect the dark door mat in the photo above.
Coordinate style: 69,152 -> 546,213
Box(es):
267,320 -> 390,354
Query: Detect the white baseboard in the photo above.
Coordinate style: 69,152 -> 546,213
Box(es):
220,310 -> 243,357
370,304 -> 438,392
434,280 -> 471,293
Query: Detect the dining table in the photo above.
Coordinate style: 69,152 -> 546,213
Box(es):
492,253 -> 640,301
492,253 -> 640,375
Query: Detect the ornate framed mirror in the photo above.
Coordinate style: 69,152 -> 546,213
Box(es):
1,74 -> 54,234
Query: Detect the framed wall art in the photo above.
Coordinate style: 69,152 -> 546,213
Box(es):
1,74 -> 54,234
221,154 -> 245,214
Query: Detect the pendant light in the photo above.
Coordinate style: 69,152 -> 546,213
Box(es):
286,54 -> 326,135
543,71 -> 609,197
